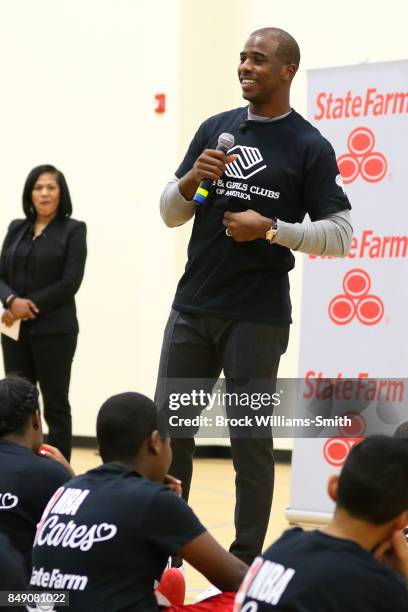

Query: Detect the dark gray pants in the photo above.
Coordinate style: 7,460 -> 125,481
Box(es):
1,331 -> 77,461
155,310 -> 289,564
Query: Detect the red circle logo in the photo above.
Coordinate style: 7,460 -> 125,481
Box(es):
360,153 -> 387,183
337,127 -> 387,184
356,295 -> 384,325
339,413 -> 366,437
343,269 -> 370,297
328,295 -> 355,325
348,127 -> 375,156
329,269 -> 384,326
323,438 -> 352,467
337,155 -> 360,184
323,437 -> 362,467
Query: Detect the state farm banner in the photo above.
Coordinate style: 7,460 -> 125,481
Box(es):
287,61 -> 408,523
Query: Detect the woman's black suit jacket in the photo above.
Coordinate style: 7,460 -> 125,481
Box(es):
0,217 -> 87,335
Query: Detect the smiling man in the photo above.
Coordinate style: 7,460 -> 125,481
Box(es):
156,28 -> 353,566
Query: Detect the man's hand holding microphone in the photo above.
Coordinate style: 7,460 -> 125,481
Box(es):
177,132 -> 275,243
178,133 -> 236,202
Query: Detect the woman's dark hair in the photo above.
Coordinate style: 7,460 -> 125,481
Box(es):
0,377 -> 39,436
22,164 -> 73,220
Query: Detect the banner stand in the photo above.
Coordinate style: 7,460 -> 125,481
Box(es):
287,60 -> 408,524
284,510 -> 332,525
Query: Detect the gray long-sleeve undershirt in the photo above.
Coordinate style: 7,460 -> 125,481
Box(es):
160,177 -> 353,257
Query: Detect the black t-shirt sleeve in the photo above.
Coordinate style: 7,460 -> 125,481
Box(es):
144,488 -> 206,555
175,121 -> 210,179
303,140 -> 351,221
388,584 -> 408,611
375,571 -> 408,611
35,459 -> 71,506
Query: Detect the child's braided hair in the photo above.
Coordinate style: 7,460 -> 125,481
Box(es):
0,376 -> 39,436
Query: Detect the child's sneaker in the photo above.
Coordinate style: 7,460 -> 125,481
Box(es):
156,567 -> 186,607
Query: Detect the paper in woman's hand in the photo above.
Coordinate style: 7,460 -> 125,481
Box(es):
0,309 -> 21,340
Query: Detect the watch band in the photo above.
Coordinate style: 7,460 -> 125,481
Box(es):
5,294 -> 17,309
265,218 -> 278,243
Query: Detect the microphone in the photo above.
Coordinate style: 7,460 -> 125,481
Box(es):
239,121 -> 249,133
193,133 -> 235,204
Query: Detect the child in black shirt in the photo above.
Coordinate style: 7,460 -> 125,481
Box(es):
31,392 -> 247,611
0,376 -> 72,576
236,436 -> 408,611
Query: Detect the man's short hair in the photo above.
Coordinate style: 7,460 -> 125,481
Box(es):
250,27 -> 300,69
337,435 -> 408,524
97,392 -> 159,463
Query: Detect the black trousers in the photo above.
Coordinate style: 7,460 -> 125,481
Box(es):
155,310 -> 289,564
1,330 -> 77,461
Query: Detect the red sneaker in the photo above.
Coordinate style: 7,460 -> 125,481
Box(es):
156,567 -> 186,607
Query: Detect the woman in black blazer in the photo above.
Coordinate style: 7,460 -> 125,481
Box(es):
0,165 -> 87,460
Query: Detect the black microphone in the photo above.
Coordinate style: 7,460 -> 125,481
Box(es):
239,121 -> 249,133
193,133 -> 235,204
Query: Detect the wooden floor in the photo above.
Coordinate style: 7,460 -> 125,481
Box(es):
71,448 -> 292,602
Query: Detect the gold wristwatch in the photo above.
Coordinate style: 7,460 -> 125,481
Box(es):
266,218 -> 278,243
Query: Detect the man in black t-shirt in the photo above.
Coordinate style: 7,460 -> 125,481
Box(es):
156,27 -> 353,565
31,392 -> 247,611
0,377 -> 72,577
235,436 -> 408,611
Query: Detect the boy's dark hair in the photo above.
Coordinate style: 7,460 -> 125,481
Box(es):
0,377 -> 39,436
337,435 -> 408,524
393,421 -> 408,438
97,392 -> 160,463
22,164 -> 73,220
